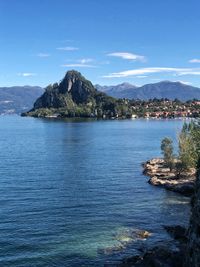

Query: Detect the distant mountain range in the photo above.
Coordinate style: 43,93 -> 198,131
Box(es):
1,80 -> 200,115
95,82 -> 138,99
0,86 -> 44,114
95,81 -> 200,101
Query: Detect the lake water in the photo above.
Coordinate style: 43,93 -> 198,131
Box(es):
0,116 -> 191,266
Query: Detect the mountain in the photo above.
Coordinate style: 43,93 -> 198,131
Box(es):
135,81 -> 200,101
2,79 -> 200,116
95,83 -> 138,99
96,81 -> 200,101
23,70 -> 132,118
0,86 -> 44,114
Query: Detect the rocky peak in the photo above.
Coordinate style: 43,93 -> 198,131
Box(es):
33,70 -> 97,109
59,70 -> 96,104
59,70 -> 84,94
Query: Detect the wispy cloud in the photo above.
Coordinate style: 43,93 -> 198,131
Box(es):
61,63 -> 96,68
189,58 -> 200,63
103,67 -> 200,78
174,70 -> 200,76
107,52 -> 146,62
136,75 -> 148,78
78,58 -> 93,64
17,72 -> 37,77
37,53 -> 50,57
61,58 -> 96,68
56,46 -> 79,51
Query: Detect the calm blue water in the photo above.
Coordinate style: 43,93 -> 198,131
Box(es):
0,116 -> 190,266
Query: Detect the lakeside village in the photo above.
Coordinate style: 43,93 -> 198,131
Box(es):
47,99 -> 200,119
128,98 -> 200,119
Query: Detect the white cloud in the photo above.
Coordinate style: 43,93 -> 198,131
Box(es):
176,71 -> 200,76
136,75 -> 148,78
17,72 -> 37,77
189,59 -> 200,63
107,52 -> 146,62
37,53 -> 50,57
56,46 -> 79,51
103,67 -> 200,78
61,63 -> 96,68
61,58 -> 96,68
78,58 -> 93,64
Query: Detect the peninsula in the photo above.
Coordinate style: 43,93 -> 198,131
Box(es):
22,70 -> 200,119
22,70 -> 133,119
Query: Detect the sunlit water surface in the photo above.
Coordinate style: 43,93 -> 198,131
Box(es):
0,116 -> 190,266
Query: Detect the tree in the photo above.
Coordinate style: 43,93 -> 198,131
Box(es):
178,121 -> 199,171
190,121 -> 200,170
161,137 -> 174,170
172,120 -> 200,177
159,120 -> 200,177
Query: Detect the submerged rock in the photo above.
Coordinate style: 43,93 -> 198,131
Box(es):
102,243 -> 126,255
115,229 -> 151,245
136,230 -> 151,239
100,228 -> 151,256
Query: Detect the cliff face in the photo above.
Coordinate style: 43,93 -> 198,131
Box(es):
58,71 -> 96,104
185,173 -> 200,267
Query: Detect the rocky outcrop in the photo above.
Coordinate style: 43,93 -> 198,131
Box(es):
118,160 -> 200,267
32,70 -> 96,110
184,173 -> 200,267
118,245 -> 184,267
118,225 -> 188,267
143,158 -> 196,196
58,70 -> 96,104
164,225 -> 188,243
22,70 -> 133,118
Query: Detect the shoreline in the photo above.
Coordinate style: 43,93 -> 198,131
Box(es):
21,112 -> 197,120
117,158 -> 196,266
142,158 -> 196,197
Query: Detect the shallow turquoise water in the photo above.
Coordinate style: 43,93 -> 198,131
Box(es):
0,116 -> 190,266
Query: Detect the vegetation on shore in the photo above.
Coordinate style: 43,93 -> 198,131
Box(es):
143,120 -> 200,196
161,120 -> 200,175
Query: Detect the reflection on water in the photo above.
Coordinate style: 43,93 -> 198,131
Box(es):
0,116 -> 190,266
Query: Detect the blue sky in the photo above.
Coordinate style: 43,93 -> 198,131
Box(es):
1,0 -> 200,87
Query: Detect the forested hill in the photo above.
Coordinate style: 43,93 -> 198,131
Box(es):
22,70 -> 132,118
